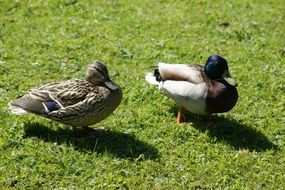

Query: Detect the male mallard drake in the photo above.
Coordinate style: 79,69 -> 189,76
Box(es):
145,55 -> 238,123
9,60 -> 122,133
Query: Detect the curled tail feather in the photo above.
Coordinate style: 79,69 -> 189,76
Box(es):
145,69 -> 164,85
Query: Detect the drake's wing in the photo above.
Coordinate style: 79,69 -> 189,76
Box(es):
158,63 -> 205,84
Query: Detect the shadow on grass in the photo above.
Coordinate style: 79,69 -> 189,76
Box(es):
171,106 -> 277,152
23,122 -> 159,160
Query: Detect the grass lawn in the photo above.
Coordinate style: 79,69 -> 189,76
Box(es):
1,0 -> 285,189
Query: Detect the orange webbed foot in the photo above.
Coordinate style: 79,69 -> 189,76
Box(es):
177,106 -> 185,124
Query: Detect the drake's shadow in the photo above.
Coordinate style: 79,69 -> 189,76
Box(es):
23,122 -> 159,160
171,106 -> 277,152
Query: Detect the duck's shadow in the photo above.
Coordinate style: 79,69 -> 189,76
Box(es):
23,122 -> 159,160
171,107 -> 277,152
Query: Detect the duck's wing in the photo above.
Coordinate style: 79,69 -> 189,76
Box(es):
158,62 -> 205,84
48,91 -> 104,122
145,63 -> 206,86
145,62 -> 209,114
36,79 -> 95,106
9,79 -> 93,116
9,94 -> 49,116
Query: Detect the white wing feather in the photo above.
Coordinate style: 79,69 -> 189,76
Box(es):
158,62 -> 204,84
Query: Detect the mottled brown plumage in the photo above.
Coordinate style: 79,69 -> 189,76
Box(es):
9,61 -> 122,131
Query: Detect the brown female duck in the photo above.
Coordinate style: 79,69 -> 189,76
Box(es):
9,60 -> 122,133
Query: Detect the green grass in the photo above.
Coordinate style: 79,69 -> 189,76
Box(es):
1,0 -> 285,189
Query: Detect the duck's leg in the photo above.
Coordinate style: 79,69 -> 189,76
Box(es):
72,126 -> 79,137
204,114 -> 213,123
177,106 -> 185,124
72,126 -> 105,138
83,126 -> 105,133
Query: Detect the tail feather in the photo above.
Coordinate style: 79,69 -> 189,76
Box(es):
8,103 -> 28,115
9,95 -> 47,116
145,68 -> 165,86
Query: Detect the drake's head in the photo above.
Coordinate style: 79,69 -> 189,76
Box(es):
86,60 -> 119,90
204,55 -> 237,86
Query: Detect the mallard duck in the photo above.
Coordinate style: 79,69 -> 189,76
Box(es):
145,55 -> 238,123
9,60 -> 122,134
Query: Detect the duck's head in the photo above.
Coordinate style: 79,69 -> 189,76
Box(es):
86,60 -> 120,90
204,55 -> 237,86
